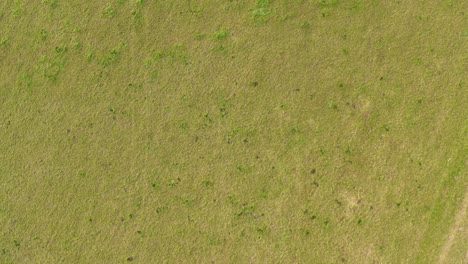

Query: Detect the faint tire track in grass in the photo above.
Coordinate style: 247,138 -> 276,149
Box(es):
417,138 -> 467,263
438,187 -> 468,264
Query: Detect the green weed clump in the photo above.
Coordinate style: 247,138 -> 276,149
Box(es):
16,73 -> 32,88
103,4 -> 116,18
0,36 -> 9,48
214,28 -> 229,40
99,42 -> 127,66
41,0 -> 58,9
144,44 -> 189,66
252,0 -> 271,23
12,0 -> 24,17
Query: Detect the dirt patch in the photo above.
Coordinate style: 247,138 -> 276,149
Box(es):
438,187 -> 468,264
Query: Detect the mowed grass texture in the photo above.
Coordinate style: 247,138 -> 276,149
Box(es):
0,0 -> 467,263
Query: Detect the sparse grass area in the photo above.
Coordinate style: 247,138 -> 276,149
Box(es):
0,0 -> 467,263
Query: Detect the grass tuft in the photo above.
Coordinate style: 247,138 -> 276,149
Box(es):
214,28 -> 229,40
103,4 -> 116,18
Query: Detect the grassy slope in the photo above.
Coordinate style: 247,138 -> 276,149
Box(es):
0,0 -> 466,263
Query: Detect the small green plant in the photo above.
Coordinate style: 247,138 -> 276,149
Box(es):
41,0 -> 58,9
16,73 -> 32,88
255,225 -> 269,237
413,57 -> 422,65
218,97 -> 231,118
0,36 -> 9,48
156,206 -> 168,214
144,50 -> 163,66
462,30 -> 468,38
227,195 -> 238,205
201,180 -> 214,187
252,8 -> 270,22
195,32 -> 206,40
12,0 -> 24,17
132,10 -> 143,24
301,228 -> 312,236
323,217 -> 332,229
210,44 -> 229,54
351,0 -> 362,11
13,240 -> 20,248
38,55 -> 47,63
84,51 -> 94,62
179,196 -> 193,206
236,164 -> 253,174
55,45 -> 68,56
219,107 -> 227,118
100,43 -> 126,66
71,38 -> 81,49
342,48 -> 349,55
127,83 -> 143,90
36,55 -> 66,81
214,28 -> 229,40
320,148 -> 326,155
77,171 -> 87,178
150,181 -> 161,189
135,0 -> 144,8
145,45 -> 189,65
179,121 -> 189,130
150,70 -> 158,80
328,100 -> 337,109
166,44 -> 189,64
357,218 -> 364,226
129,0 -> 144,23
39,29 -> 48,41
321,8 -> 330,17
290,126 -> 300,134
235,204 -> 256,219
168,177 -> 181,188
188,3 -> 203,17
252,0 -> 271,23
72,26 -> 82,33
103,4 -> 116,18
357,84 -> 368,93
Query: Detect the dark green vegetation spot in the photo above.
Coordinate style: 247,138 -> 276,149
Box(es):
13,240 -> 20,248
214,29 -> 229,40
151,182 -> 160,189
235,204 -> 256,219
201,180 -> 214,187
357,218 -> 364,225
55,45 -> 67,55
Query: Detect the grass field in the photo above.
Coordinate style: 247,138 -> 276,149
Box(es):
1,0 -> 467,263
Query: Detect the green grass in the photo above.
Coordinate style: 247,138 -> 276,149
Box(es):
0,0 -> 467,263
252,0 -> 271,23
